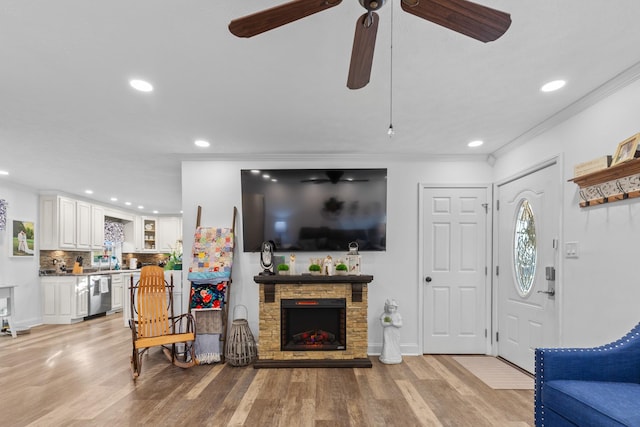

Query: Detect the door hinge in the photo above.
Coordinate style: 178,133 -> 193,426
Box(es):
496,200 -> 500,210
496,332 -> 499,342
496,266 -> 499,276
485,266 -> 488,275
485,329 -> 487,338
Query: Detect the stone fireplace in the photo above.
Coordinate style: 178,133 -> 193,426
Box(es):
253,275 -> 373,368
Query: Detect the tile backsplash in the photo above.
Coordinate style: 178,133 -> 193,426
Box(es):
40,250 -> 170,270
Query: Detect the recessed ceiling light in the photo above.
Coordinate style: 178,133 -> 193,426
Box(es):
125,202 -> 132,206
263,174 -> 270,179
0,170 -> 9,176
85,189 -> 94,194
110,197 -> 118,202
251,170 -> 260,174
129,79 -> 153,92
194,139 -> 210,148
138,205 -> 144,209
271,178 -> 277,182
468,140 -> 484,148
153,210 -> 159,214
541,80 -> 566,92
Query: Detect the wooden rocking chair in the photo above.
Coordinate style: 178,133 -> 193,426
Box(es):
129,266 -> 196,378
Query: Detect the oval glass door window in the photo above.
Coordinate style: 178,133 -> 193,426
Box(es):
514,199 -> 537,296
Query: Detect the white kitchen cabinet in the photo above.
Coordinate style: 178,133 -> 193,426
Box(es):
59,197 -> 77,248
91,205 -> 105,249
76,200 -> 92,249
111,273 -> 123,312
40,195 -> 96,250
123,216 -> 142,252
76,276 -> 89,317
157,216 -> 182,253
39,196 -> 58,250
141,217 -> 157,252
41,276 -> 87,324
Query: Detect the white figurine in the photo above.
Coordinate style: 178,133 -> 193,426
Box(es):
323,255 -> 334,276
380,299 -> 403,364
289,254 -> 296,274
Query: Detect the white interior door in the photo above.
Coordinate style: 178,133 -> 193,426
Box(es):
422,186 -> 489,354
496,161 -> 560,373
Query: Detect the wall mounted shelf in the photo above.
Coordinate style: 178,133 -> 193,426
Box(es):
569,158 -> 640,207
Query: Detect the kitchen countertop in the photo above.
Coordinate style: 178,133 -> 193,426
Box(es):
39,269 -> 142,277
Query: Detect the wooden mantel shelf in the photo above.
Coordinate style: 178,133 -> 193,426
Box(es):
253,274 -> 373,285
254,274 -> 373,303
569,158 -> 640,207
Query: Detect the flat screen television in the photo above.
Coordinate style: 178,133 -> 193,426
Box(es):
240,168 -> 387,252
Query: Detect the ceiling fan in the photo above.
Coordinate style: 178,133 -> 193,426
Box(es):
228,0 -> 511,89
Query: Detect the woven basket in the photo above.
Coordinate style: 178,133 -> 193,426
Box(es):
225,305 -> 257,367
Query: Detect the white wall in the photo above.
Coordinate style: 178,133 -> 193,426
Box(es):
493,78 -> 640,347
182,157 -> 493,355
0,181 -> 41,327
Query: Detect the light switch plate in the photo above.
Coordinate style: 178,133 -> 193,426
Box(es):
565,241 -> 579,258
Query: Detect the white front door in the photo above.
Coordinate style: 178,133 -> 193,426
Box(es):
421,186 -> 489,354
496,161 -> 560,373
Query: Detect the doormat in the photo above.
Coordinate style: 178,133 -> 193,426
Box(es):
453,356 -> 534,390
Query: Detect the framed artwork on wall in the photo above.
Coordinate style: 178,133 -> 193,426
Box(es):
11,220 -> 35,257
611,133 -> 640,166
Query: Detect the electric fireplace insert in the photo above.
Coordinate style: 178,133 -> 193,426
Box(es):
281,298 -> 346,351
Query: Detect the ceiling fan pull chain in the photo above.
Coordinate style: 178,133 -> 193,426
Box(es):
364,11 -> 374,27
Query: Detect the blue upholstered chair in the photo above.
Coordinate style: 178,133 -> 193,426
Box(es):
535,322 -> 640,426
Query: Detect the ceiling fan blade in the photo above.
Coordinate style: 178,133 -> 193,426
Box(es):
400,0 -> 511,42
229,0 -> 342,38
347,12 -> 379,90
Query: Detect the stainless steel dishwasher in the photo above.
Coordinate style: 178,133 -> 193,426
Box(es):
87,275 -> 112,318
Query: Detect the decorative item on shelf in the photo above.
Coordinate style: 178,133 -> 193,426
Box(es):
259,241 -> 275,275
346,242 -> 362,275
308,263 -> 321,275
277,263 -> 289,275
611,133 -> 640,166
335,262 -> 348,275
323,255 -> 334,276
573,155 -> 612,178
289,254 -> 296,274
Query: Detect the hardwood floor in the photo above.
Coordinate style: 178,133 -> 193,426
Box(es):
0,314 -> 534,426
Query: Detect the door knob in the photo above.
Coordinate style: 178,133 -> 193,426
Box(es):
425,276 -> 432,283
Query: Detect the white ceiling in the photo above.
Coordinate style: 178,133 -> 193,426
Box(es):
2,0 -> 640,215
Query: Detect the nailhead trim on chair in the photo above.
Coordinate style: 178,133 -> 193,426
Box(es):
535,324 -> 640,426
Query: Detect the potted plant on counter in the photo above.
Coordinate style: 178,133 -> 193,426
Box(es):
335,263 -> 348,275
308,263 -> 321,275
277,264 -> 290,275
